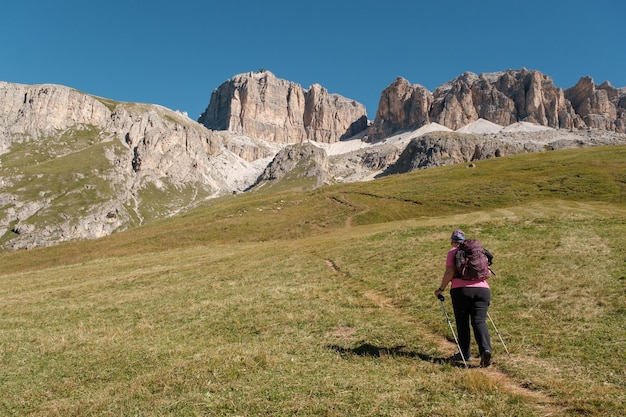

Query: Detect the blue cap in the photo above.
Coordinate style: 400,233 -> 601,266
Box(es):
451,229 -> 465,241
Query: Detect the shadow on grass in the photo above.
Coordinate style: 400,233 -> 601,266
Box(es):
326,343 -> 471,368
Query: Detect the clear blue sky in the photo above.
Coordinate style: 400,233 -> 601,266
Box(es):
2,0 -> 624,120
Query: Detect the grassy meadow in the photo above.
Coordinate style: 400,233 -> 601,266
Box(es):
1,145 -> 625,416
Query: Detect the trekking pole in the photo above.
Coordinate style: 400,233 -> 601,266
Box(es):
487,311 -> 510,357
438,294 -> 467,368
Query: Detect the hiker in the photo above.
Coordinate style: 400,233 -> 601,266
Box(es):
434,229 -> 493,367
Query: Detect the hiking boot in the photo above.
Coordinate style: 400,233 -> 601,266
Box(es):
480,350 -> 492,367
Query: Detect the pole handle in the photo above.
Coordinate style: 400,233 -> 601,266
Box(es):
437,294 -> 445,301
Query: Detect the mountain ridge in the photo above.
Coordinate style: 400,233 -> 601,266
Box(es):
1,69 -> 626,249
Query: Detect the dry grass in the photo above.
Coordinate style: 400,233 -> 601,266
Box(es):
1,146 -> 626,416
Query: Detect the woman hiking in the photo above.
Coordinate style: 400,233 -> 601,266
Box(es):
434,229 -> 493,367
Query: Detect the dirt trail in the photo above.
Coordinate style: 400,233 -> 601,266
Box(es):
325,258 -> 566,416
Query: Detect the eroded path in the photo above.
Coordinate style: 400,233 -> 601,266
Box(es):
324,257 -> 566,416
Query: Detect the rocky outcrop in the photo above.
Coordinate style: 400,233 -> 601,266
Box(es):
253,141 -> 403,188
199,70 -> 368,144
384,132 -> 544,173
0,82 -> 275,249
382,127 -> 626,176
0,82 -> 111,154
565,77 -> 626,132
368,69 -> 626,141
368,77 -> 433,141
328,144 -> 403,183
441,69 -> 580,130
253,143 -> 329,188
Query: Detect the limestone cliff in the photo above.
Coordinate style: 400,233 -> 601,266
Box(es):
368,69 -> 626,141
565,77 -> 626,132
199,70 -> 368,144
431,69 -> 580,130
0,82 -> 273,249
368,77 -> 433,140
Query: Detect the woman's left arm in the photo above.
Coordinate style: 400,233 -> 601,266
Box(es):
434,265 -> 456,297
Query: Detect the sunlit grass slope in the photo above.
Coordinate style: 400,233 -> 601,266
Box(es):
1,145 -> 625,416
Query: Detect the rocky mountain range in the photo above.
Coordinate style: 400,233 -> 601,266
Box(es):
1,69 -> 625,249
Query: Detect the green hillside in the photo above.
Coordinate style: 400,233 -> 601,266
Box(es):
1,145 -> 625,416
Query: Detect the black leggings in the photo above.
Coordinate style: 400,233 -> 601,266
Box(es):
450,286 -> 491,358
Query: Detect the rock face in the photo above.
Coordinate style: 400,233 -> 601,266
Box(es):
199,70 -> 368,144
565,77 -> 626,132
368,69 -> 626,141
384,132 -> 544,174
369,77 -> 433,140
328,144 -> 404,183
254,142 -> 405,188
254,143 -> 329,188
431,70 -> 580,130
0,82 -> 111,152
0,82 -> 274,249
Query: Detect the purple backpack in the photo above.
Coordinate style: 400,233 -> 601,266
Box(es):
454,239 -> 492,280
